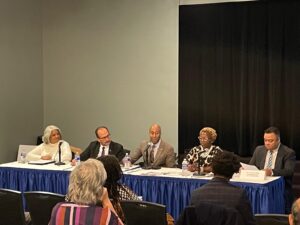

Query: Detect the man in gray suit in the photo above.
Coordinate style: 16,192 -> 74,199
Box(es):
249,126 -> 296,213
130,123 -> 175,168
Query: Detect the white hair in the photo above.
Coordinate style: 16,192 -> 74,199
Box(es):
42,125 -> 62,144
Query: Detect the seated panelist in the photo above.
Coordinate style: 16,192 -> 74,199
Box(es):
80,126 -> 126,162
26,125 -> 72,163
249,126 -> 296,213
185,127 -> 222,173
130,123 -> 175,168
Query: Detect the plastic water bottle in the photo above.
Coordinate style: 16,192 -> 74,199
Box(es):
74,151 -> 81,166
181,158 -> 189,176
19,152 -> 26,163
123,153 -> 131,169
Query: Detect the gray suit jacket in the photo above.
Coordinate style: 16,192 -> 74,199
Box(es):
249,144 -> 296,188
130,139 -> 175,168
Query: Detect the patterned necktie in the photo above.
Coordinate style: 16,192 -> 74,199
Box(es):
101,146 -> 105,157
266,151 -> 273,168
150,145 -> 155,164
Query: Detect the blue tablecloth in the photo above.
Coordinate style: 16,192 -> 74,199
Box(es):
121,174 -> 285,220
0,167 -> 69,194
0,165 -> 285,220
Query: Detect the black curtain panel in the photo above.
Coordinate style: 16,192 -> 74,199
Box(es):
179,0 -> 300,158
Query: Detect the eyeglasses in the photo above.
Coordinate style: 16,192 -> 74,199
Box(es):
98,134 -> 111,140
198,137 -> 209,141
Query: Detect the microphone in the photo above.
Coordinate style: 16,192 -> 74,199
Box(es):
55,141 -> 65,166
195,151 -> 205,176
143,142 -> 152,169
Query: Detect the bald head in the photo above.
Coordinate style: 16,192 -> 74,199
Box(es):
149,124 -> 161,144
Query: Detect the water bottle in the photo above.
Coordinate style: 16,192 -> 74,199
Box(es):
19,152 -> 26,163
74,151 -> 81,166
123,153 -> 131,169
181,158 -> 189,176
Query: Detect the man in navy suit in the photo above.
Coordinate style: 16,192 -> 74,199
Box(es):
80,126 -> 126,162
187,151 -> 256,225
249,126 -> 296,213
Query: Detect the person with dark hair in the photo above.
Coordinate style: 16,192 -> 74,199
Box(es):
98,155 -> 175,225
249,126 -> 296,213
188,151 -> 256,225
289,198 -> 300,225
80,126 -> 126,162
185,127 -> 222,173
97,155 -> 139,222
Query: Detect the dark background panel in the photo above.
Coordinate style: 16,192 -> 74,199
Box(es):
179,0 -> 300,158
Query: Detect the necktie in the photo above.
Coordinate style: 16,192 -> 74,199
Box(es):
266,151 -> 273,168
150,145 -> 155,164
101,146 -> 105,157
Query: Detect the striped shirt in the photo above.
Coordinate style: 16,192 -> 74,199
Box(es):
49,202 -> 123,225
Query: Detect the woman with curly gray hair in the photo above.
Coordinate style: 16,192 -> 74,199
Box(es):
185,127 -> 222,173
49,159 -> 123,225
26,125 -> 72,163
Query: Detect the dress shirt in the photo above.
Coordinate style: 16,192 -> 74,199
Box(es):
263,144 -> 279,169
151,139 -> 161,158
97,145 -> 109,158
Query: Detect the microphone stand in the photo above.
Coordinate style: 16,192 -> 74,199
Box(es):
194,150 -> 204,176
143,144 -> 152,169
198,150 -> 201,175
55,142 -> 65,166
143,143 -> 161,170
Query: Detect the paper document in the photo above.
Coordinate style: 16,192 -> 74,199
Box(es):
240,162 -> 259,170
28,160 -> 55,165
122,165 -> 140,172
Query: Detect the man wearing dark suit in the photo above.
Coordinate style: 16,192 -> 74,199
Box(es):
249,126 -> 296,213
188,151 -> 256,225
80,126 -> 126,162
130,124 -> 175,168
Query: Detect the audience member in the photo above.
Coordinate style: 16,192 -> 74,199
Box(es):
80,126 -> 126,162
97,155 -> 175,225
130,123 -> 175,168
289,198 -> 300,225
188,151 -> 256,225
49,159 -> 123,225
98,155 -> 139,222
26,125 -> 72,163
249,126 -> 296,213
185,127 -> 222,173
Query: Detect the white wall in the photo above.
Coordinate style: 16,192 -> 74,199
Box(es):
0,0 -> 43,163
42,0 -> 179,152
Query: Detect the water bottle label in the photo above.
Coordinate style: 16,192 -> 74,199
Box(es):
75,155 -> 80,166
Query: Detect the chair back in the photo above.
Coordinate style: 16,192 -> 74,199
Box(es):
176,203 -> 246,225
24,191 -> 65,225
17,145 -> 36,162
255,214 -> 289,225
0,188 -> 27,225
120,200 -> 167,225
